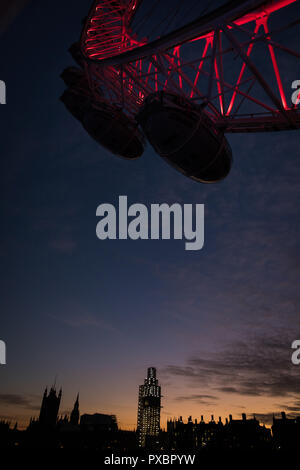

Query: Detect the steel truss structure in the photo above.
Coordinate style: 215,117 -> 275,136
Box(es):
79,0 -> 300,133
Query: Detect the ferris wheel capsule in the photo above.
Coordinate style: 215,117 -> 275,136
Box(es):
60,63 -> 145,159
68,42 -> 85,69
138,92 -> 232,183
83,103 -> 145,159
61,67 -> 89,89
60,88 -> 91,122
61,87 -> 145,159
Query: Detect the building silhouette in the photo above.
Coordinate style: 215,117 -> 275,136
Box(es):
272,411 -> 300,449
137,367 -> 161,447
70,393 -> 80,426
80,413 -> 118,433
39,386 -> 62,428
167,413 -> 271,450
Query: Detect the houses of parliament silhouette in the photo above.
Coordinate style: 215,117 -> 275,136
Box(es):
0,367 -> 300,451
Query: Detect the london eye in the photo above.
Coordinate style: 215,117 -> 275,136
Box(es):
61,0 -> 300,183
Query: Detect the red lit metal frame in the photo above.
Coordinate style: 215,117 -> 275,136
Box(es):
82,0 -> 144,61
81,0 -> 300,132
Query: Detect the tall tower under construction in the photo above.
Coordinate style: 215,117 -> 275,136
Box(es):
137,367 -> 161,447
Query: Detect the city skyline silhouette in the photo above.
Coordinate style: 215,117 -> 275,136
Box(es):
1,366 -> 300,450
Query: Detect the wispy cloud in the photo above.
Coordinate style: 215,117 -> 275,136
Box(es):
0,394 -> 39,411
164,331 -> 300,399
174,394 -> 218,405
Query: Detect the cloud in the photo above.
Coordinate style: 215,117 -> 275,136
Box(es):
174,394 -> 218,405
275,400 -> 300,413
220,387 -> 240,394
282,405 -> 300,412
0,394 -> 39,411
164,331 -> 300,399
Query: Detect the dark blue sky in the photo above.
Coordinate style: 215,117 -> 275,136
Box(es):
0,0 -> 300,429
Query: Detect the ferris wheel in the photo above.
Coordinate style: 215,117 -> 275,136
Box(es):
61,0 -> 300,183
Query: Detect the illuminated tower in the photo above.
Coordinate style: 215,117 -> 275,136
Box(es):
137,367 -> 161,448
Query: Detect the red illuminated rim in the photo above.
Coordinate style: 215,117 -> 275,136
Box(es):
80,0 -> 300,132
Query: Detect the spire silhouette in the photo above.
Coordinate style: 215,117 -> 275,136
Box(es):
70,393 -> 80,426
